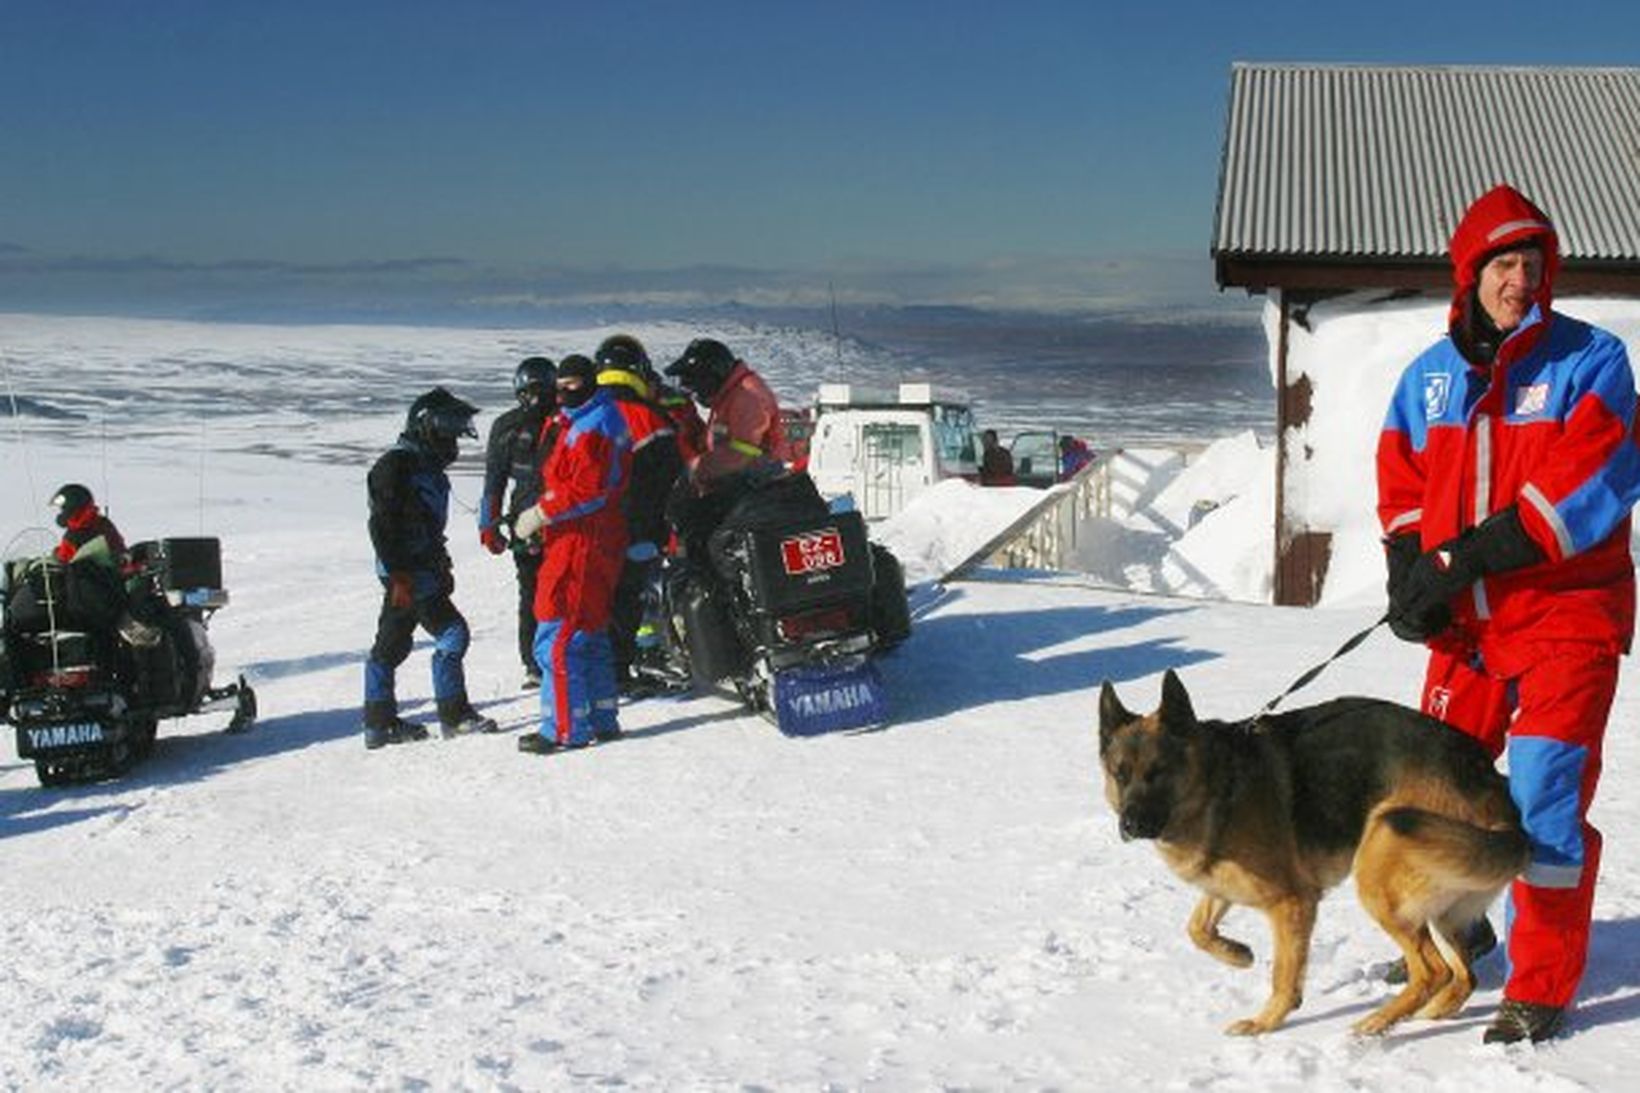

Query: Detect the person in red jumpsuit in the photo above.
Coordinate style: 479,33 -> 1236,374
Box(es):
1377,184 -> 1640,1044
511,355 -> 632,752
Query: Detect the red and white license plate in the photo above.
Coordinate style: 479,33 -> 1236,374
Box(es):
780,528 -> 846,575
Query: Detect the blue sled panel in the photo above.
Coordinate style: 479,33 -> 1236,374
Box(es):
772,658 -> 888,736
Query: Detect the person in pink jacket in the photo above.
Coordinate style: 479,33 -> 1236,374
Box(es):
664,338 -> 789,491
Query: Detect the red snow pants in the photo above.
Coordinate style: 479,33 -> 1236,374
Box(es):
1420,640 -> 1615,1008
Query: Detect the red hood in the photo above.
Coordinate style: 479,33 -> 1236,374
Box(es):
1447,184 -> 1559,328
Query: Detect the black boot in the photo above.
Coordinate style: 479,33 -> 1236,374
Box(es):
437,698 -> 500,738
1384,917 -> 1496,984
1483,998 -> 1565,1044
517,731 -> 587,755
362,702 -> 429,749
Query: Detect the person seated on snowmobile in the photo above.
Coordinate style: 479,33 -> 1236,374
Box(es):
50,483 -> 127,567
40,483 -> 161,647
662,338 -> 802,559
664,338 -> 790,492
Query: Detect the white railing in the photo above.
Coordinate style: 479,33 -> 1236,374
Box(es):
939,445 -> 1205,583
938,455 -> 1114,582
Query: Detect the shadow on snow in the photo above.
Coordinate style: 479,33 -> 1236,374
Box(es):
0,702 -> 362,839
876,586 -> 1218,727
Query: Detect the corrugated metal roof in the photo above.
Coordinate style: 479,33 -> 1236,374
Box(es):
1213,63 -> 1640,265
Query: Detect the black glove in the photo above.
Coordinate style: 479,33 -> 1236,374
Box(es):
1384,531 -> 1420,599
1387,544 -> 1462,642
1384,532 -> 1449,641
1386,507 -> 1543,643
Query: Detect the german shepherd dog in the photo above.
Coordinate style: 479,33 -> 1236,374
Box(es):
1097,669 -> 1527,1036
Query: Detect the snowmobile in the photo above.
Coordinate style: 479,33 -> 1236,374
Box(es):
0,533 -> 257,786
638,470 -> 912,735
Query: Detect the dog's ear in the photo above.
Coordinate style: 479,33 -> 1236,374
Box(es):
1097,680 -> 1132,754
1159,668 -> 1197,732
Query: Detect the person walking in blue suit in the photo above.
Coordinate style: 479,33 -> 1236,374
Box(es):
362,387 -> 499,748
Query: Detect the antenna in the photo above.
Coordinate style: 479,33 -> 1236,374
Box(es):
829,281 -> 843,381
198,421 -> 208,536
1,349 -> 41,513
101,413 -> 112,518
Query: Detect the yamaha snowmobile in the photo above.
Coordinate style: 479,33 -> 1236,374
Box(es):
1,533 -> 257,786
639,470 -> 911,735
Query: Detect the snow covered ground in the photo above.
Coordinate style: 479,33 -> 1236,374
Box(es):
3,313 -> 1640,1089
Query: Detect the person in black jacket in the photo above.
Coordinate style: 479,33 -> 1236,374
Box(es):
363,387 -> 498,748
478,356 -> 557,688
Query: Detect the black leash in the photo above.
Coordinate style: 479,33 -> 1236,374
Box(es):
1251,613 -> 1389,722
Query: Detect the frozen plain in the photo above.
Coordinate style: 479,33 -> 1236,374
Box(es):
2,313 -> 1639,1090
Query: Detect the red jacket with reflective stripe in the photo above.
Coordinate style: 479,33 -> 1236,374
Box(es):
599,369 -> 683,548
533,389 -> 632,629
1376,185 -> 1640,657
693,362 -> 789,488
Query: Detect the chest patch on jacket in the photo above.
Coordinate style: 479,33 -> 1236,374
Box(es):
1423,373 -> 1452,420
1514,382 -> 1549,417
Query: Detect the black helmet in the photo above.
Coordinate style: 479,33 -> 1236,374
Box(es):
513,356 -> 555,409
50,483 -> 94,528
405,386 -> 479,466
664,338 -> 737,401
595,334 -> 650,373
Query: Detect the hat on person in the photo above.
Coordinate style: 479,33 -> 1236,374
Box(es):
1447,184 -> 1559,323
557,353 -> 597,387
556,353 -> 599,408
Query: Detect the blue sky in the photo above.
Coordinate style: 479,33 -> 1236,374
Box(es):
4,0 -> 1638,320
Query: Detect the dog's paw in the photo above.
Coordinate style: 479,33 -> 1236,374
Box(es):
1224,1016 -> 1275,1036
1351,1011 -> 1396,1037
1413,985 -> 1470,1021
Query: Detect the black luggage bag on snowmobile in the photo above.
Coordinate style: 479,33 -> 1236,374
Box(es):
724,509 -> 877,654
129,537 -> 226,605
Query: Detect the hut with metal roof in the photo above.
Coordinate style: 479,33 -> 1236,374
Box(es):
1213,62 -> 1640,605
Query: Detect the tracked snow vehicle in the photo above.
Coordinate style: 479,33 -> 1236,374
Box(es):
641,471 -> 911,735
1,533 -> 256,785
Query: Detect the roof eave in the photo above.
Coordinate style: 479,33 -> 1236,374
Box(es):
1214,254 -> 1640,298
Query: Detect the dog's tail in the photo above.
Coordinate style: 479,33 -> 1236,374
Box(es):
1372,805 -> 1530,890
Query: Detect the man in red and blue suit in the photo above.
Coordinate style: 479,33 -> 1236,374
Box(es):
510,355 -> 632,753
594,336 -> 684,693
1377,184 -> 1640,1044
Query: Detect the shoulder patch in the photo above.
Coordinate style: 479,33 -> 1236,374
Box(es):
1423,373 -> 1452,420
1514,382 -> 1549,417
